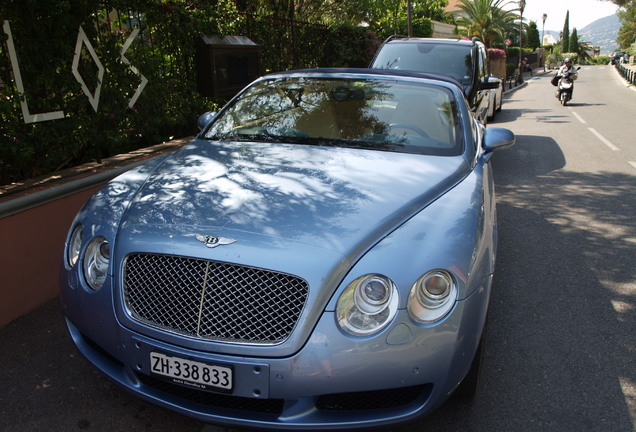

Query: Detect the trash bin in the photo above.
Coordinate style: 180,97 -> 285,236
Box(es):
196,35 -> 261,98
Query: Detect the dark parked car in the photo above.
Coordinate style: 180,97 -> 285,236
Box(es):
60,68 -> 514,430
370,37 -> 503,123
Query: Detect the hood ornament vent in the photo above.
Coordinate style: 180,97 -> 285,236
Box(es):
194,234 -> 236,248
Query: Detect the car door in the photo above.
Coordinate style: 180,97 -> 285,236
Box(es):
474,45 -> 490,124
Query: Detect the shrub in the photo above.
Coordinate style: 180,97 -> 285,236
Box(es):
0,1 -> 379,185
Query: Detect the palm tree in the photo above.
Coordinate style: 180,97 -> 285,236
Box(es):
457,0 -> 518,48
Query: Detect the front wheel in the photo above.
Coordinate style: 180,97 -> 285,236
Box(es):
560,92 -> 567,106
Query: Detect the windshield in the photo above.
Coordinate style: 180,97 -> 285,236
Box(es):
205,76 -> 463,156
371,43 -> 473,82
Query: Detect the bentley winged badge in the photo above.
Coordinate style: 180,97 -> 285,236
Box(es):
194,234 -> 237,248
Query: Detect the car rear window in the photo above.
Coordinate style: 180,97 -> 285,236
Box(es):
371,43 -> 473,82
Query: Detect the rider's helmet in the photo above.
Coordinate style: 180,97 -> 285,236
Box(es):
564,57 -> 572,65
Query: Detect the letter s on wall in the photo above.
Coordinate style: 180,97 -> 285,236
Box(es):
120,28 -> 148,109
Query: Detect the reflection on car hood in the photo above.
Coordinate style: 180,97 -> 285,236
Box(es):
119,139 -> 468,257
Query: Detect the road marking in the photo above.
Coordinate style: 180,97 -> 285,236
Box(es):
588,128 -> 620,151
629,161 -> 636,170
572,111 -> 587,124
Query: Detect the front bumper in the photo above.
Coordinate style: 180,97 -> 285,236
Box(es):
61,278 -> 490,430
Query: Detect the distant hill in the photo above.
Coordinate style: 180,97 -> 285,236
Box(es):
544,14 -> 620,55
579,14 -> 620,55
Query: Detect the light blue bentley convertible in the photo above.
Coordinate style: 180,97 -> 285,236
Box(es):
60,68 -> 514,430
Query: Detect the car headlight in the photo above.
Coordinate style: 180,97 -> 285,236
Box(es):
83,237 -> 110,290
67,225 -> 83,268
336,274 -> 398,336
408,270 -> 457,324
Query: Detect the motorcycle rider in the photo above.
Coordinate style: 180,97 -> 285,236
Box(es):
556,58 -> 578,99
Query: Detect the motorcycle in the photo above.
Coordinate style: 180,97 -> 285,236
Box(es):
554,67 -> 581,106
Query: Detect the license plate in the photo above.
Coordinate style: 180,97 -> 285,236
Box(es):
150,352 -> 233,392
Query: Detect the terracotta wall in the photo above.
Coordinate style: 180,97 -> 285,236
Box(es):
0,138 -> 187,328
0,187 -> 100,327
490,57 -> 506,80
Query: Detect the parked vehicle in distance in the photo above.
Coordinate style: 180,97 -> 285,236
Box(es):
487,77 -> 504,121
369,37 -> 503,123
611,51 -> 625,65
60,68 -> 514,430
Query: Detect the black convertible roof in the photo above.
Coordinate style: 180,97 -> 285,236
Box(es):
264,68 -> 464,91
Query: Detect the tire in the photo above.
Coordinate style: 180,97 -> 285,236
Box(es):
487,96 -> 496,121
560,92 -> 567,106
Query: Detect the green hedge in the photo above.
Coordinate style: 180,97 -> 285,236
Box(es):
0,0 -> 379,185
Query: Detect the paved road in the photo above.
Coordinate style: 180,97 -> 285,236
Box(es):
477,64 -> 636,431
1,66 -> 634,432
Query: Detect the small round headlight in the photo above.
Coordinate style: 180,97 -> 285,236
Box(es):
337,274 -> 398,336
67,225 -> 83,268
408,270 -> 457,324
356,276 -> 391,314
83,237 -> 110,290
419,271 -> 452,301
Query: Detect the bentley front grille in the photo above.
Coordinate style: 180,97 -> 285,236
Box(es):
123,253 -> 309,344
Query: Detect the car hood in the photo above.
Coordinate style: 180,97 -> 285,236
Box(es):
111,139 -> 470,355
118,139 -> 467,259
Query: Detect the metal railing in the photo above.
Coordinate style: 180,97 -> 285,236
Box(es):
616,63 -> 636,86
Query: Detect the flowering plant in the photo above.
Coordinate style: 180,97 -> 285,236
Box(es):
488,49 -> 507,59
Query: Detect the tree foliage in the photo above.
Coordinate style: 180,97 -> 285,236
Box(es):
561,10 -> 570,53
526,21 -> 541,50
570,28 -> 580,53
616,1 -> 636,49
235,0 -> 448,30
456,0 -> 518,48
0,0 -> 380,185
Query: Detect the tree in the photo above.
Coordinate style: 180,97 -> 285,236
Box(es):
355,0 -> 449,39
456,0 -> 518,48
616,1 -> 636,49
526,21 -> 541,50
235,0 -> 451,28
605,0 -> 632,6
570,28 -> 580,53
561,10 -> 570,53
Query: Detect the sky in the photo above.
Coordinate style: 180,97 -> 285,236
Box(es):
506,0 -> 619,31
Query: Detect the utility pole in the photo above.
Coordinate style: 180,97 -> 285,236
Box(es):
542,13 -> 547,71
518,0 -> 526,84
407,0 -> 413,37
542,13 -> 547,47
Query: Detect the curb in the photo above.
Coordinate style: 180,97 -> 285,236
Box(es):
503,68 -> 551,95
0,137 -> 191,219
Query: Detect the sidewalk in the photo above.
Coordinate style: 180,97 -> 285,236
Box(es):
622,62 -> 636,72
504,67 -> 550,94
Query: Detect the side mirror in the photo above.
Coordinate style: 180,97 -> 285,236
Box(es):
479,76 -> 501,90
197,111 -> 217,131
483,127 -> 515,152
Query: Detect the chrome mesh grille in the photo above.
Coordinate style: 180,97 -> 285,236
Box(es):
123,253 -> 308,344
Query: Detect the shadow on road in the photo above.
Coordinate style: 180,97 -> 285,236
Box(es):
482,134 -> 636,431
